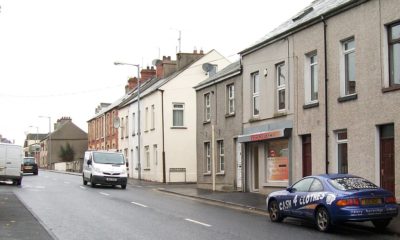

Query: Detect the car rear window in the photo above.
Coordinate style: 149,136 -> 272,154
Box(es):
328,177 -> 378,191
23,158 -> 36,164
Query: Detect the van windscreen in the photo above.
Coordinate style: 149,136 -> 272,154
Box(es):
93,152 -> 125,165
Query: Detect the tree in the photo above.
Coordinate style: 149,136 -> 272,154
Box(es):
59,142 -> 75,162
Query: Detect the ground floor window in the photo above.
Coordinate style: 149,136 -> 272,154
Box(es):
336,130 -> 348,174
265,139 -> 289,183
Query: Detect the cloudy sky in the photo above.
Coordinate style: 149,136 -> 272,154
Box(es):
0,0 -> 311,145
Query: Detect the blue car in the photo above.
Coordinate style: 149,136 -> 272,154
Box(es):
266,174 -> 398,232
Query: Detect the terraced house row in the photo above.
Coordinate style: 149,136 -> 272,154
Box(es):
88,0 -> 400,200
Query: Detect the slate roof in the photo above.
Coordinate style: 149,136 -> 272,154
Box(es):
194,61 -> 241,90
240,0 -> 362,55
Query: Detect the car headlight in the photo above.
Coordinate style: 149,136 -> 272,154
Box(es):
121,168 -> 127,174
93,167 -> 102,173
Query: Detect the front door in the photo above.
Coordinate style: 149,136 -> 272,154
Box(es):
302,135 -> 312,177
380,124 -> 395,193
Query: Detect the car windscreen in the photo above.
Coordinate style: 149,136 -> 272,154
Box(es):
23,158 -> 35,164
328,177 -> 378,191
93,152 -> 125,165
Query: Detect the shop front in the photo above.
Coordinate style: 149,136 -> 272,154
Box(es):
238,123 -> 292,195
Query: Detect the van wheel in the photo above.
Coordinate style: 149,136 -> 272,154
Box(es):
83,177 -> 87,186
15,179 -> 22,186
90,176 -> 96,188
121,184 -> 127,189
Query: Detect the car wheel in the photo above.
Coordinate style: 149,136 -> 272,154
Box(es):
315,207 -> 331,232
268,200 -> 283,222
372,219 -> 391,231
90,176 -> 96,188
121,184 -> 127,190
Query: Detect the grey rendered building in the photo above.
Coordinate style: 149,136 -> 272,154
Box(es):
195,61 -> 243,191
238,0 -> 400,198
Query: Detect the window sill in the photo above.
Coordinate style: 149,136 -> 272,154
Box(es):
125,136 -> 128,139
144,130 -> 149,133
150,128 -> 155,131
303,102 -> 319,109
171,126 -> 187,129
216,172 -> 225,176
132,133 -> 136,137
262,181 -> 289,187
143,168 -> 150,171
249,117 -> 261,123
225,113 -> 235,118
203,172 -> 211,176
337,94 -> 358,103
382,85 -> 400,93
203,120 -> 211,125
273,112 -> 287,118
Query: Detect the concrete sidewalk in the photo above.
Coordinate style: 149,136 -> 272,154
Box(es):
0,185 -> 53,240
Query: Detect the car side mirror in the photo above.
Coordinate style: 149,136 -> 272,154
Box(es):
87,159 -> 92,165
287,187 -> 295,193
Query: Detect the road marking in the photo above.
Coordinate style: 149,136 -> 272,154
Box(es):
80,186 -> 86,189
131,201 -> 147,208
185,218 -> 211,227
99,192 -> 110,196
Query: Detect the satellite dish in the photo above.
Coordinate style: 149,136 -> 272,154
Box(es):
202,63 -> 214,72
113,117 -> 120,129
152,59 -> 162,66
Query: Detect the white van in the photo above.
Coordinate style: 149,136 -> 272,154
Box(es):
0,143 -> 23,185
82,150 -> 128,189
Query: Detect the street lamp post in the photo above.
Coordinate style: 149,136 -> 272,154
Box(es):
114,62 -> 141,180
39,116 -> 51,169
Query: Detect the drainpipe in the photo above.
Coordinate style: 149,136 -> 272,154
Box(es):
159,89 -> 166,183
322,16 -> 329,174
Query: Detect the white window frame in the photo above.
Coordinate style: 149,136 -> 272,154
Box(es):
125,115 -> 129,137
305,52 -> 318,104
204,93 -> 211,122
204,142 -> 211,173
276,63 -> 286,111
153,145 -> 158,165
388,22 -> 400,87
145,145 -> 150,169
251,72 -> 260,117
151,105 -> 155,130
227,84 -> 235,114
120,117 -> 125,139
145,107 -> 149,131
340,38 -> 356,96
217,140 -> 224,173
172,103 -> 185,127
131,112 -> 136,135
336,130 -> 348,174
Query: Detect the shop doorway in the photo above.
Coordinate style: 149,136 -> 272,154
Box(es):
380,124 -> 395,193
251,144 -> 259,192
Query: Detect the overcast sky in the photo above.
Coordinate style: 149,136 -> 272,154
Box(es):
0,0 -> 311,145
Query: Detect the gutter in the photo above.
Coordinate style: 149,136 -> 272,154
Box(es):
159,89 -> 166,183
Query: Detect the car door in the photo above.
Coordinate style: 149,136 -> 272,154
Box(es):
289,178 -> 314,218
82,152 -> 91,179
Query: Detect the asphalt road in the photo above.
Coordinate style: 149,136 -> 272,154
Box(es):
10,171 -> 399,240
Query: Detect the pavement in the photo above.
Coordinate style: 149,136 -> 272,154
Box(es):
1,170 -> 399,239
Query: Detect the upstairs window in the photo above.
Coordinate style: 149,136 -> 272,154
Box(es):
388,22 -> 400,87
227,84 -> 235,115
172,103 -> 184,127
342,38 -> 356,96
204,142 -> 211,173
251,72 -> 260,116
276,63 -> 286,111
305,53 -> 318,103
204,93 -> 211,122
151,105 -> 155,130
